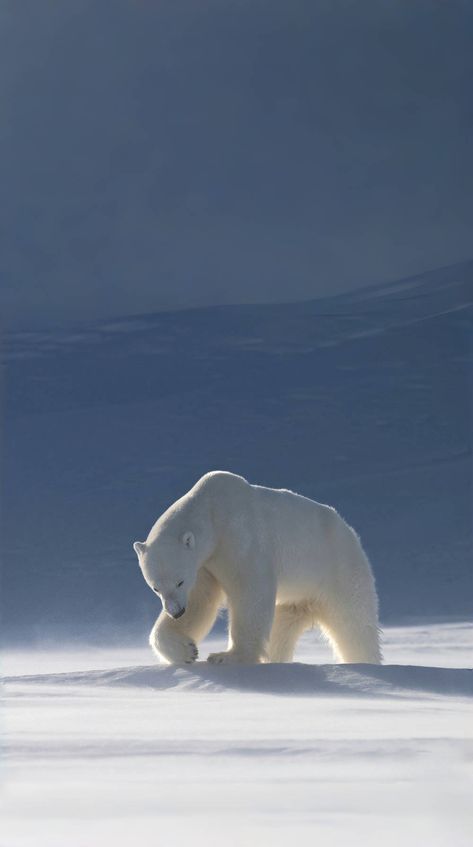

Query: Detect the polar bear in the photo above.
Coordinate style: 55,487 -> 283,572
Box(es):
133,471 -> 382,665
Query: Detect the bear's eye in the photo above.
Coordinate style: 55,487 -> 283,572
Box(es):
153,587 -> 160,594
176,580 -> 184,588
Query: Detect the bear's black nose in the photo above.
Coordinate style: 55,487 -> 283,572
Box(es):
173,608 -> 185,619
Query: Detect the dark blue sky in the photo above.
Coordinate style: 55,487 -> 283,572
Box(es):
1,1 -> 472,329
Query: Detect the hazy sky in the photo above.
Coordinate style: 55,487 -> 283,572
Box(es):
1,1 -> 472,329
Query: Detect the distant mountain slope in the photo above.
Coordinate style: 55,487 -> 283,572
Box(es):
2,1 -> 473,328
3,263 -> 472,641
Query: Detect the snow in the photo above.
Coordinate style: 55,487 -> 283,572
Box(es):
1,623 -> 472,846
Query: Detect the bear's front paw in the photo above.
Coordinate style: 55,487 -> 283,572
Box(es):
207,650 -> 259,665
152,631 -> 198,665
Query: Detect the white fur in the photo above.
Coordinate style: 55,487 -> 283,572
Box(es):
133,471 -> 382,665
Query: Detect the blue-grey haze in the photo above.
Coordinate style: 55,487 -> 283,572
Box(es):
1,1 -> 473,329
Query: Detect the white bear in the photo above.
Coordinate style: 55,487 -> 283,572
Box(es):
133,471 -> 382,665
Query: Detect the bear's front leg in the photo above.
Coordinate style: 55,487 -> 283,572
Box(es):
150,612 -> 198,664
208,574 -> 276,665
150,566 -> 224,664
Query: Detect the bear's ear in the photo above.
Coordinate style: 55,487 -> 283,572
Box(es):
133,541 -> 147,558
182,531 -> 195,549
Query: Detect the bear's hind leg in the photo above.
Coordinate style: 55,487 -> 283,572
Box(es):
150,567 -> 224,664
318,612 -> 382,664
317,531 -> 382,664
268,603 -> 312,663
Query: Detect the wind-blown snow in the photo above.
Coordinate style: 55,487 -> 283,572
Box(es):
1,623 -> 471,846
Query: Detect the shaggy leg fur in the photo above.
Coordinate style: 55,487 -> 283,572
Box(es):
268,603 -> 312,662
316,539 -> 382,664
208,572 -> 276,664
150,567 -> 224,664
318,611 -> 382,664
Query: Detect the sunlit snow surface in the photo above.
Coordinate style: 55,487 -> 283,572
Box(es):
1,623 -> 472,846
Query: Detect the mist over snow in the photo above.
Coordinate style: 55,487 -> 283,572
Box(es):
3,262 -> 472,644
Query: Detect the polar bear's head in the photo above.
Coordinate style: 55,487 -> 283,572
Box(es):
133,530 -> 198,620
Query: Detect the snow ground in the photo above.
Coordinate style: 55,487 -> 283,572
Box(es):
1,622 -> 472,847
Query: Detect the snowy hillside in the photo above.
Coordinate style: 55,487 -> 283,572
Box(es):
3,264 -> 473,636
3,262 -> 472,642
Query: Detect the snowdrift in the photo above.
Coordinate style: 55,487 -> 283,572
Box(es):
4,661 -> 472,700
